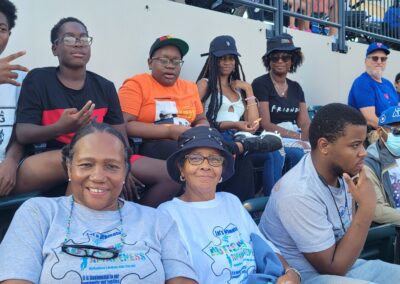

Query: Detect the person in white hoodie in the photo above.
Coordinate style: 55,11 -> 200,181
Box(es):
0,0 -> 28,196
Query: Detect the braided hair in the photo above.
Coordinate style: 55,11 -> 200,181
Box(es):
197,54 -> 246,127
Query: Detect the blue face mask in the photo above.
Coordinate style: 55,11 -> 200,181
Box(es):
384,132 -> 400,157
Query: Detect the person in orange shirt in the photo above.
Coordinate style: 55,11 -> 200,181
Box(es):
119,36 -> 209,160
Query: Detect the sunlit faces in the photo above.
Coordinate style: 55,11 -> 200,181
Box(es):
180,147 -> 223,198
0,12 -> 10,54
325,124 -> 367,177
52,21 -> 91,69
269,52 -> 292,75
218,55 -> 235,76
148,45 -> 182,86
365,50 -> 387,80
67,132 -> 127,211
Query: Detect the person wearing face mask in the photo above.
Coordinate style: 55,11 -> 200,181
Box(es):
364,106 -> 400,225
348,42 -> 399,130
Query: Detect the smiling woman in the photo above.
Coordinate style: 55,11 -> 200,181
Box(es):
0,122 -> 198,284
158,126 -> 300,284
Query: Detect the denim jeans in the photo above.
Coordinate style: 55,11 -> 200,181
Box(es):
283,146 -> 305,174
302,259 -> 400,284
249,149 -> 285,196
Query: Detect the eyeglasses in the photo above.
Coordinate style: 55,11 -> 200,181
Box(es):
185,154 -> 224,167
62,244 -> 119,260
54,35 -> 93,46
151,57 -> 184,67
383,126 -> 400,136
62,197 -> 124,260
270,54 -> 292,63
367,56 -> 387,63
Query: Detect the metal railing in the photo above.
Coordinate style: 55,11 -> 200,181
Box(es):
216,0 -> 400,53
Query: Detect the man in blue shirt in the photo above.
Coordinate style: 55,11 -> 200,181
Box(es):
348,42 -> 398,129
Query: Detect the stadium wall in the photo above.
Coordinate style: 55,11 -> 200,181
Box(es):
6,0 -> 400,106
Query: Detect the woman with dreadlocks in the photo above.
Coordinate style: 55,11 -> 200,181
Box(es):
197,35 -> 285,197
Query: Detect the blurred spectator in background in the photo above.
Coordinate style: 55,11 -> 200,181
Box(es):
365,106 -> 400,226
313,0 -> 338,36
286,0 -> 313,32
384,0 -> 400,38
395,72 -> 400,98
348,42 -> 398,131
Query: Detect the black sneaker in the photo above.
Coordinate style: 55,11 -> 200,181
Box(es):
234,132 -> 282,155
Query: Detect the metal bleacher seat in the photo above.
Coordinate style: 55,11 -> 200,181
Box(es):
0,191 -> 42,241
243,196 -> 269,225
243,196 -> 399,264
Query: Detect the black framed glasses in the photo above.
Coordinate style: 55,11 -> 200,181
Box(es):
367,56 -> 387,63
55,35 -> 93,46
185,154 -> 224,167
62,244 -> 119,260
151,57 -> 184,67
270,54 -> 292,63
383,126 -> 400,136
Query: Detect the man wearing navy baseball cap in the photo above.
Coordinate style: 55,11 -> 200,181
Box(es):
348,42 -> 399,131
364,106 -> 400,225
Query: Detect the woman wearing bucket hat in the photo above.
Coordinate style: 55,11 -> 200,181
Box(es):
197,35 -> 284,197
252,33 -> 311,173
158,126 -> 300,284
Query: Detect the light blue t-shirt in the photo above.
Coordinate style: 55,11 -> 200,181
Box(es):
348,72 -> 398,117
0,196 -> 197,283
159,192 -> 280,284
259,154 -> 352,279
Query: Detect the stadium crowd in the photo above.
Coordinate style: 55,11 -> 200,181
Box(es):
1,0 -> 400,283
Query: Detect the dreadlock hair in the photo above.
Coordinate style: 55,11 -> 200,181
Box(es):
309,103 -> 366,150
0,0 -> 17,31
197,53 -> 246,127
262,49 -> 304,73
50,17 -> 88,44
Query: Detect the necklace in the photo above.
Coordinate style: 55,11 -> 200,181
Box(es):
318,175 -> 351,234
270,74 -> 288,97
64,197 -> 125,251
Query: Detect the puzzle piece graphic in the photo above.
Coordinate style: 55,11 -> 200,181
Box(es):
202,223 -> 256,283
50,228 -> 158,283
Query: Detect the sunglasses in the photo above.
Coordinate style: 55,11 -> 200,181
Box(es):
270,54 -> 292,63
367,56 -> 387,63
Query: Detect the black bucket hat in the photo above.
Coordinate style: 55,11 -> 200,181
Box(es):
201,35 -> 241,57
149,35 -> 189,58
265,33 -> 300,57
166,126 -> 235,183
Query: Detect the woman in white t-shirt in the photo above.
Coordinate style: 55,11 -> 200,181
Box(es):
158,126 -> 300,284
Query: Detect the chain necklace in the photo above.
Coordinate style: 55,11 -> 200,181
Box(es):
270,74 -> 288,97
64,196 -> 125,250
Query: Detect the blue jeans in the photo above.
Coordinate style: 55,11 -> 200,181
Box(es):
283,146 -> 305,174
302,259 -> 400,284
250,149 -> 285,196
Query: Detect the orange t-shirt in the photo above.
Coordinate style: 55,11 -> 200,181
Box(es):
118,73 -> 203,125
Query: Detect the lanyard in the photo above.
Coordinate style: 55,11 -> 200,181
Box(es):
318,175 -> 351,234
